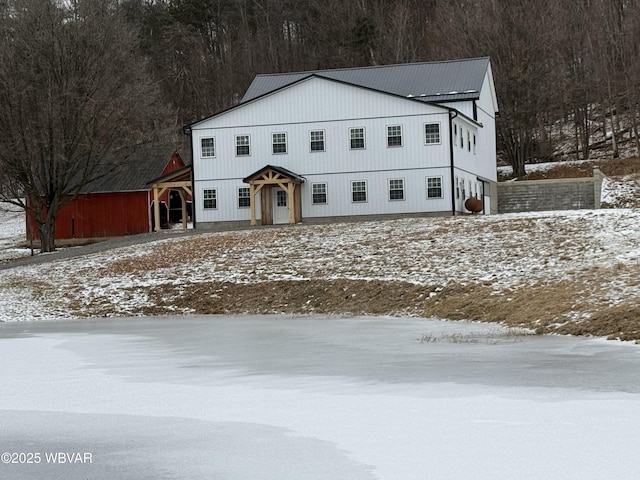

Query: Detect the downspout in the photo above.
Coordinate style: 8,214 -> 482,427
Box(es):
183,125 -> 196,229
448,110 -> 458,216
477,177 -> 486,214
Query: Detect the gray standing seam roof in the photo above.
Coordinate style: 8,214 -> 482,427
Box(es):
79,145 -> 178,194
241,57 -> 491,105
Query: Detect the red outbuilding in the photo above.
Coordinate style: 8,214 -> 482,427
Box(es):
27,147 -> 192,241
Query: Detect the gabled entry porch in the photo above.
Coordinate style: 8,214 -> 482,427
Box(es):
243,165 -> 305,225
149,165 -> 193,231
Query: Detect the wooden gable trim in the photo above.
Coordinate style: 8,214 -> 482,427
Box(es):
243,165 -> 305,226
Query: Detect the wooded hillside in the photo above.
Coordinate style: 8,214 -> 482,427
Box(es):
5,0 -> 640,177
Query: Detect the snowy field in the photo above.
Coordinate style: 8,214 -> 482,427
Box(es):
1,206 -> 639,342
1,315 -> 640,480
1,188 -> 640,479
0,202 -> 31,262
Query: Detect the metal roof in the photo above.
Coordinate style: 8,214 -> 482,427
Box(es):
243,165 -> 306,184
80,145 -> 181,194
242,57 -> 491,104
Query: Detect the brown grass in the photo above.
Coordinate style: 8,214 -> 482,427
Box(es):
79,275 -> 638,341
501,156 -> 640,181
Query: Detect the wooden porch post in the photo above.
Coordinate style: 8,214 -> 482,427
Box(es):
179,190 -> 188,230
287,181 -> 295,224
153,186 -> 160,232
249,183 -> 257,226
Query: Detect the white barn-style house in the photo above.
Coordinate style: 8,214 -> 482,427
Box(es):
184,57 -> 499,228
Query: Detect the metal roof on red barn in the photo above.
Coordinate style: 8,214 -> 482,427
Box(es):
79,145 -> 185,194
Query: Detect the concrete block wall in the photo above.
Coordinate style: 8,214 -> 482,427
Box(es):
497,169 -> 603,213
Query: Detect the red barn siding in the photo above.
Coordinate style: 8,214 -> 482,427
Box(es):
161,151 -> 185,176
27,191 -> 150,240
25,151 -> 189,241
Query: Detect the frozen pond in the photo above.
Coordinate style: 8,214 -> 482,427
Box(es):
1,315 -> 639,479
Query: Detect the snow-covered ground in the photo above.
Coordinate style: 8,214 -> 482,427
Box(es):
0,201 -> 31,262
1,315 -> 639,480
2,185 -> 640,478
0,207 -> 639,334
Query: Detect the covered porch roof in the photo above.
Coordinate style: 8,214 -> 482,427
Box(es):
243,165 -> 305,226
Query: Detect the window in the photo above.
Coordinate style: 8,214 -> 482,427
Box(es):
468,131 -> 471,152
387,125 -> 403,147
349,127 -> 365,149
312,183 -> 327,205
473,134 -> 477,154
388,178 -> 405,201
454,124 -> 458,146
351,180 -> 367,203
238,187 -> 250,208
426,177 -> 443,198
424,123 -> 441,144
310,130 -> 325,152
235,135 -> 250,156
460,129 -> 464,149
201,137 -> 215,157
203,189 -> 217,209
272,132 -> 287,154
276,190 -> 288,207
455,176 -> 460,199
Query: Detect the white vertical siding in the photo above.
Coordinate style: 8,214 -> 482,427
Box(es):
475,71 -> 498,181
196,180 -> 261,223
191,73 -> 497,223
192,76 -> 448,129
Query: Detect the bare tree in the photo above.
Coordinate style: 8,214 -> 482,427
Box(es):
0,0 -> 163,252
117,0 -> 640,169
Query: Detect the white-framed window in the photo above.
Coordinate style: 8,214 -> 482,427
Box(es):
272,132 -> 287,154
424,123 -> 441,144
387,125 -> 403,147
455,176 -> 460,199
310,130 -> 325,152
454,124 -> 458,146
201,137 -> 215,157
388,178 -> 405,201
276,189 -> 288,207
312,183 -> 327,205
467,131 -> 471,152
473,134 -> 477,154
351,180 -> 367,203
349,127 -> 365,150
426,177 -> 443,199
235,135 -> 250,156
460,129 -> 464,149
238,187 -> 250,208
203,188 -> 217,209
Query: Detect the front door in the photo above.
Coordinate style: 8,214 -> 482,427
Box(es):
273,188 -> 289,224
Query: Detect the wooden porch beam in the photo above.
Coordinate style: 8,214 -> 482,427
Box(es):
154,181 -> 192,189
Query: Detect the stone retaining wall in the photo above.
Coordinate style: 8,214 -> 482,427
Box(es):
497,168 -> 603,213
